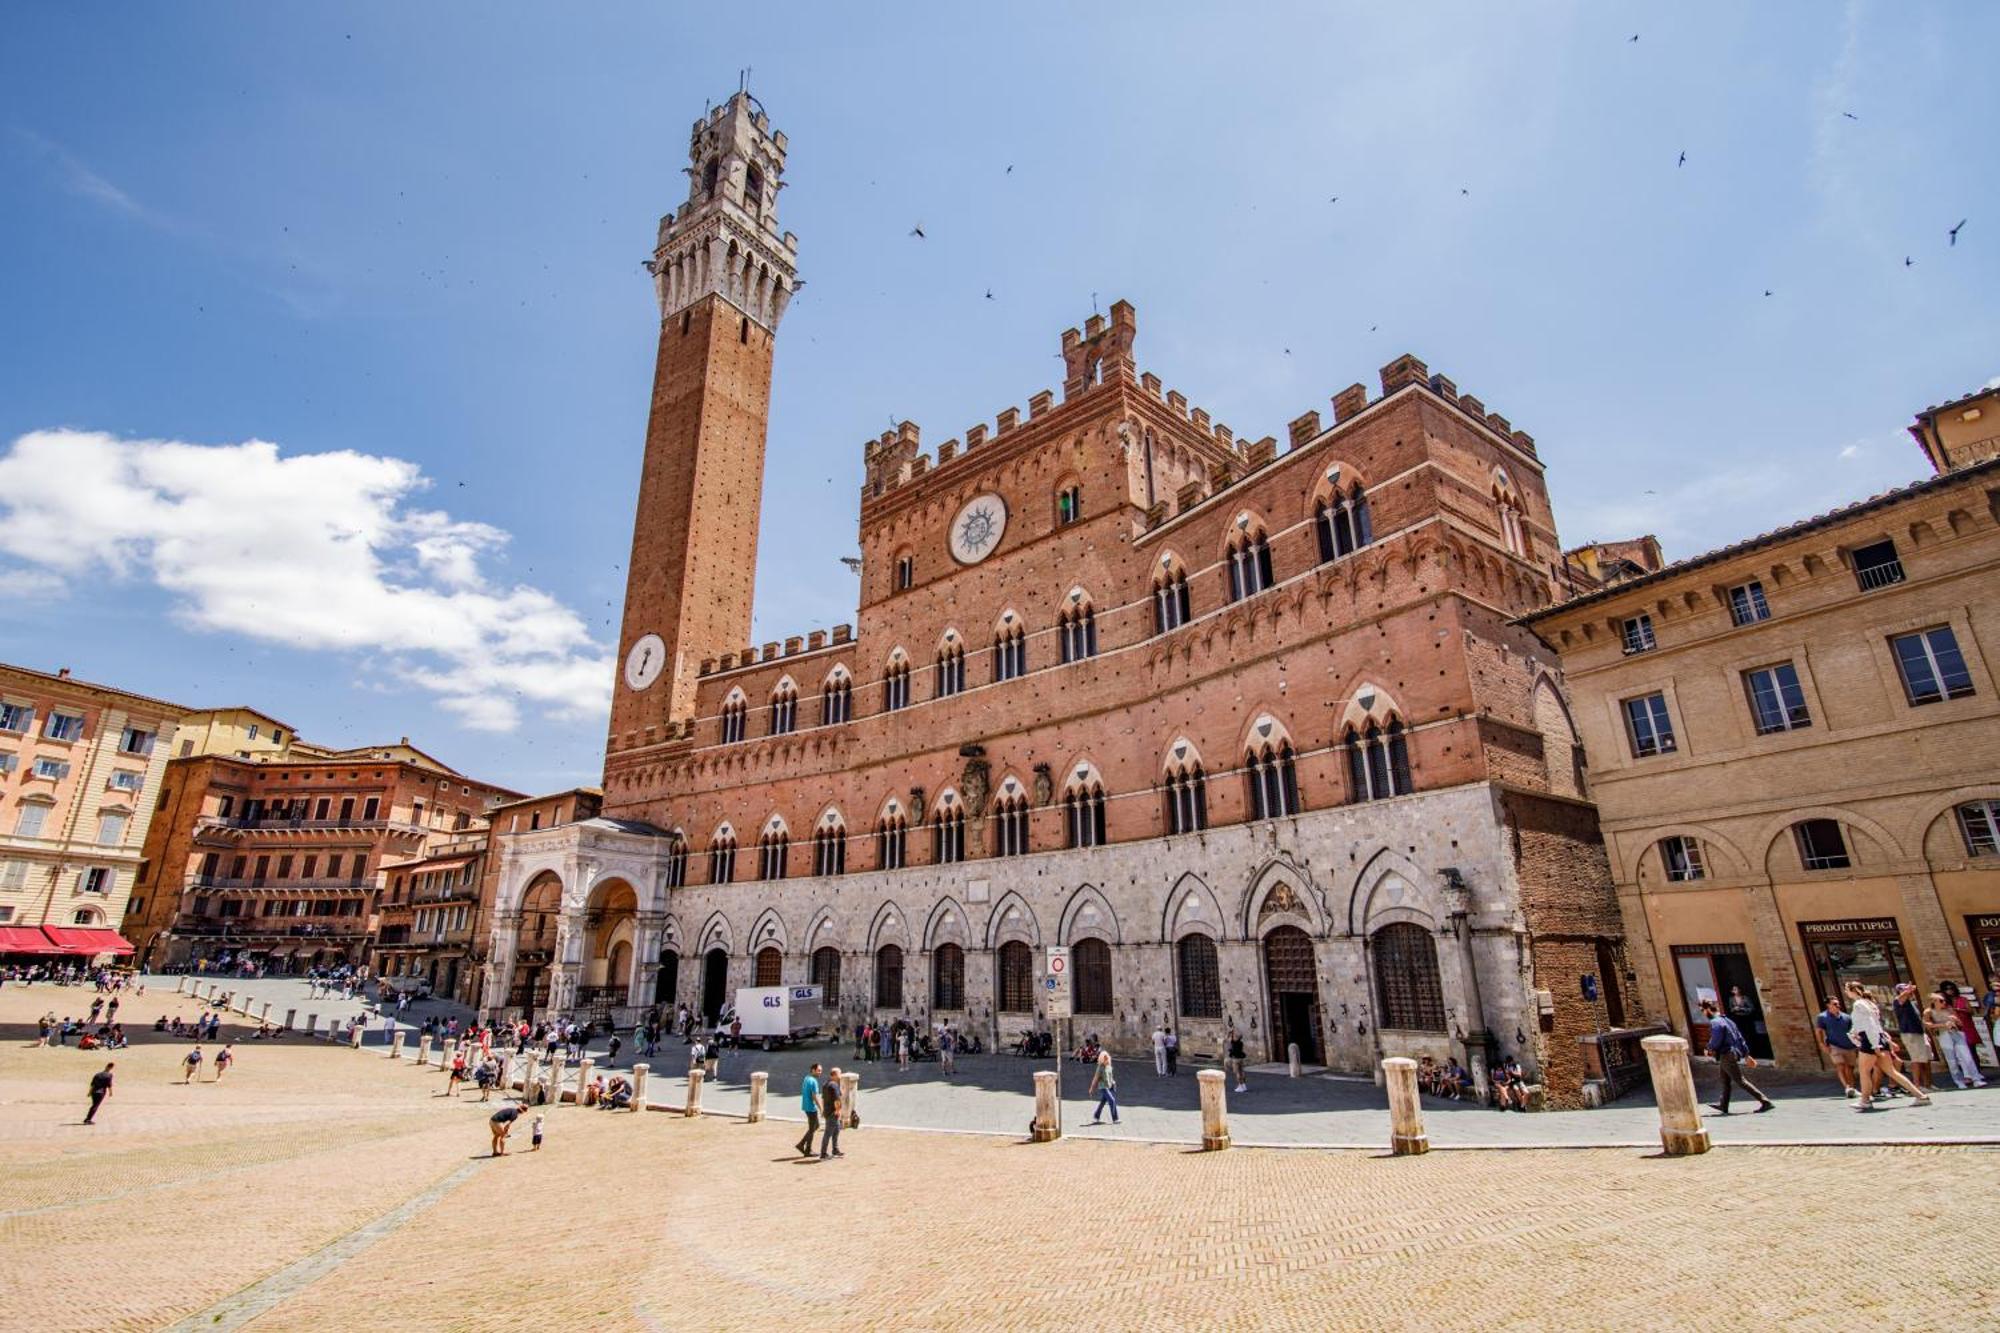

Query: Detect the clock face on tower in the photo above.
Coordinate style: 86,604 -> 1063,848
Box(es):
624,633 -> 667,691
948,493 -> 1008,565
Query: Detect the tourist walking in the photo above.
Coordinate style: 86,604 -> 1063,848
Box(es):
1227,1030 -> 1247,1093
1812,995 -> 1859,1098
1151,1025 -> 1168,1076
1699,999 -> 1773,1114
214,1043 -> 234,1081
940,1025 -> 956,1076
1926,991 -> 1985,1089
1165,1027 -> 1179,1076
84,1062 -> 114,1124
1938,982 -> 1986,1073
1088,1048 -> 1121,1124
896,1026 -> 910,1071
182,1045 -> 203,1084
796,1063 -> 823,1158
819,1066 -> 845,1159
1845,982 -> 1930,1111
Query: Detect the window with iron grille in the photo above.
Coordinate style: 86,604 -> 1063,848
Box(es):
1372,923 -> 1446,1031
1744,663 -> 1812,734
1073,938 -> 1113,1014
1622,693 -> 1676,757
811,946 -> 841,1003
1891,627 -> 1975,705
1659,835 -> 1706,881
875,944 -> 904,1008
1850,539 -> 1904,591
755,947 -> 783,987
1957,802 -> 2000,857
1794,819 -> 1851,871
1728,581 -> 1771,626
997,940 -> 1034,1013
1176,934 -> 1222,1018
931,943 -> 965,1010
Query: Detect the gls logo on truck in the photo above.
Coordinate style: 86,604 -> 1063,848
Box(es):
761,996 -> 783,1008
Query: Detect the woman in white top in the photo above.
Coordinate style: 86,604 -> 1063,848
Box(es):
1843,981 -> 1930,1111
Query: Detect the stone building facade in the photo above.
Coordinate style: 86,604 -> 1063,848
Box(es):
1524,428 -> 2000,1068
489,93 -> 1638,1104
0,662 -> 184,958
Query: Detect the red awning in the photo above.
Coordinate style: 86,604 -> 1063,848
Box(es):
37,926 -> 136,956
0,926 -> 55,953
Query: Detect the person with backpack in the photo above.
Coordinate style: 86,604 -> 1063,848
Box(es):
182,1045 -> 204,1084
1699,998 -> 1773,1114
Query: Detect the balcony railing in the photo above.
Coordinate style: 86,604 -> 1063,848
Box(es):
185,875 -> 372,891
170,921 -> 369,939
1854,558 -> 1906,591
195,815 -> 426,836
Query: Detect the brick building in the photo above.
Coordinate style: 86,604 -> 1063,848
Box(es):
0,663 -> 184,961
132,746 -> 519,973
1523,389 -> 2000,1067
489,92 -> 1638,1103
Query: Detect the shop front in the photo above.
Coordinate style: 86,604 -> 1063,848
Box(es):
1670,942 -> 1774,1059
1796,917 -> 1911,1003
1967,914 -> 2000,982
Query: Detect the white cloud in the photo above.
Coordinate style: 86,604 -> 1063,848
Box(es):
0,565 -> 67,602
0,429 -> 611,732
1837,443 -> 1862,459
1985,374 -> 2000,391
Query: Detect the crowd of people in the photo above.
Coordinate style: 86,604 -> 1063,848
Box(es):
1810,978 -> 1994,1112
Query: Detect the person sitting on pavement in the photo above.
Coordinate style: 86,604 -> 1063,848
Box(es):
604,1075 -> 633,1110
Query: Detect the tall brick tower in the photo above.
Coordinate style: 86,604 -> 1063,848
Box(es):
609,92 -> 798,756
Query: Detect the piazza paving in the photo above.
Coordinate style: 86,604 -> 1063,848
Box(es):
3,979 -> 1997,1331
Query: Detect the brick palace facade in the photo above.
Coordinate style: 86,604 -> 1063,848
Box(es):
487,92 -> 1641,1104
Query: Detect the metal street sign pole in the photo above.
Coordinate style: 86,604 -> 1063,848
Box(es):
1046,946 -> 1071,1135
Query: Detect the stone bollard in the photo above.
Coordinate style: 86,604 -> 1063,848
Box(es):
841,1070 -> 859,1129
631,1062 -> 650,1110
1383,1057 -> 1428,1156
443,1038 -> 459,1071
416,1033 -> 432,1066
684,1067 -> 704,1117
576,1058 -> 595,1106
283,1008 -> 296,1031
1641,1035 -> 1711,1156
547,1054 -> 567,1106
259,1001 -> 272,1023
1198,1069 -> 1231,1150
177,977 -> 188,995
349,1023 -> 364,1049
523,1052 -> 541,1095
1032,1070 -> 1061,1142
303,1013 -> 318,1038
1288,1042 -> 1303,1078
747,1070 -> 768,1122
390,1030 -> 404,1060
494,1053 -> 511,1091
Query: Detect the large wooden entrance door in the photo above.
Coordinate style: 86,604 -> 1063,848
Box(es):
1262,925 -> 1323,1064
655,951 -> 679,1006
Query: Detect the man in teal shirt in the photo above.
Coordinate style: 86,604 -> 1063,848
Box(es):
795,1063 -> 822,1158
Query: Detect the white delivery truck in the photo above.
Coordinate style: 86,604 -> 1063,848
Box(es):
729,984 -> 825,1049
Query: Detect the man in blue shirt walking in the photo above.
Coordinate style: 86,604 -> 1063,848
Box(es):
1700,998 -> 1774,1115
795,1063 -> 822,1158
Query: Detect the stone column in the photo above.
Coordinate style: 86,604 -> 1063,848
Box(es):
1032,1071 -> 1060,1141
747,1070 -> 768,1122
841,1070 -> 859,1129
304,1013 -> 318,1037
547,1053 -> 567,1106
176,977 -> 188,995
1384,1057 -> 1428,1156
1198,1069 -> 1230,1150
483,911 -> 521,1016
630,912 -> 665,1007
258,1001 -> 272,1024
494,1052 -> 511,1090
631,1062 -> 649,1110
523,1052 -> 541,1095
575,1057 -> 594,1106
416,1033 -> 432,1066
1288,1042 -> 1303,1078
283,1008 -> 296,1030
684,1067 -> 704,1117
389,1030 -> 404,1060
1641,1035 -> 1710,1156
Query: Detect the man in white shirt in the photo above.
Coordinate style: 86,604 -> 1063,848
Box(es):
1151,1025 -> 1168,1076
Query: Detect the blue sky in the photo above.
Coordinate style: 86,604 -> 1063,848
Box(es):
2,3 -> 1994,793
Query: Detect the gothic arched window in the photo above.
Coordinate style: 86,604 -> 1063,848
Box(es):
663,833 -> 688,889
935,637 -> 965,697
1372,922 -> 1445,1032
821,670 -> 851,726
1176,934 -> 1222,1018
757,826 -> 789,881
1064,774 -> 1107,849
883,655 -> 911,712
993,619 -> 1027,682
1059,599 -> 1098,664
769,683 -> 797,736
810,944 -> 839,1002
876,810 -> 908,871
708,830 -> 737,885
1163,757 -> 1208,835
1315,479 -> 1373,563
1073,937 -> 1113,1014
996,940 -> 1034,1013
993,790 -> 1031,858
720,693 -> 747,745
1154,565 -> 1191,634
1245,741 -> 1300,819
931,794 -> 965,865
1227,523 -> 1275,601
931,942 -> 966,1011
812,817 -> 846,876
1346,719 -> 1413,802
875,944 -> 904,1009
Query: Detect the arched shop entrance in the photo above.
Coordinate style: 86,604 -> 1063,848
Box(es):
1262,924 -> 1323,1064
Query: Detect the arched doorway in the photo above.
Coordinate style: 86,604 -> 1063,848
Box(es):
755,946 -> 783,987
581,879 -> 637,1017
510,871 -> 564,1013
655,949 -> 679,1006
701,948 -> 729,1021
1262,925 -> 1323,1064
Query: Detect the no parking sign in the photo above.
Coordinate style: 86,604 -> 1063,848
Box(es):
1045,945 -> 1071,1019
